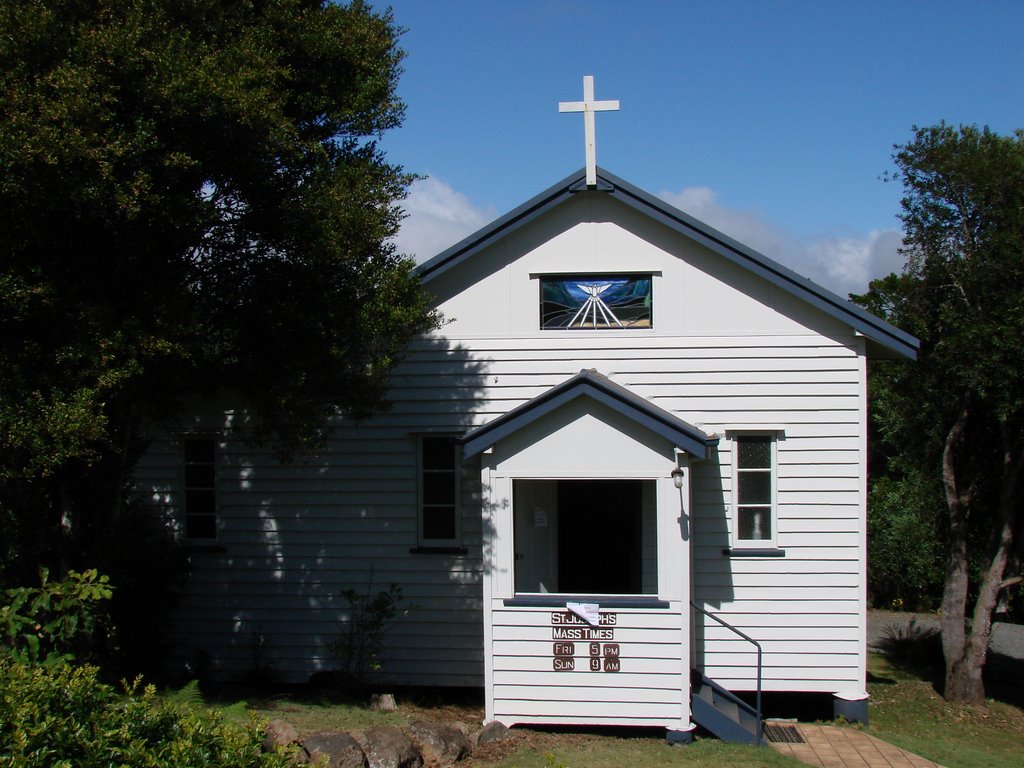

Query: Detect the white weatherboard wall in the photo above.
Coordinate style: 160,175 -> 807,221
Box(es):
134,186 -> 869,701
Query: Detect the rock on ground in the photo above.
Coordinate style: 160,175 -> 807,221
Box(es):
303,732 -> 369,768
361,725 -> 424,768
408,719 -> 471,766
476,721 -> 510,746
264,718 -> 302,752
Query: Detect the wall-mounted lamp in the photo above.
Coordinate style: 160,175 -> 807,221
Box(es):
671,467 -> 684,489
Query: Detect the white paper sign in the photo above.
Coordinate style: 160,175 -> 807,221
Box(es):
566,601 -> 600,626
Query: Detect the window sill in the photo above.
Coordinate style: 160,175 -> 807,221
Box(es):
409,546 -> 469,555
183,543 -> 227,554
503,595 -> 670,609
722,547 -> 786,557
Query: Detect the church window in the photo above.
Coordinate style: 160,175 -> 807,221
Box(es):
732,434 -> 777,547
418,436 -> 460,545
183,436 -> 218,539
540,275 -> 652,330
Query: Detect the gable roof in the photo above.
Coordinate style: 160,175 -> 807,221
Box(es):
416,167 -> 918,361
460,368 -> 719,460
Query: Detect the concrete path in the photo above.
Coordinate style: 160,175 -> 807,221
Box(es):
769,724 -> 945,768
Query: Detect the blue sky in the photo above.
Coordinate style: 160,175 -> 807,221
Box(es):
374,1 -> 1024,296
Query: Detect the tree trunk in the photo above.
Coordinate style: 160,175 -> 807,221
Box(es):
942,413 -> 1024,705
939,404 -> 972,701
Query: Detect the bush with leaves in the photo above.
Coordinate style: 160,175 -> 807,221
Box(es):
867,474 -> 944,610
0,659 -> 291,768
330,581 -> 404,690
0,568 -> 111,665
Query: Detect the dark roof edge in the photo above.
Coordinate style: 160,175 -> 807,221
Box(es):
415,166 -> 918,361
415,168 -> 585,282
460,369 -> 718,460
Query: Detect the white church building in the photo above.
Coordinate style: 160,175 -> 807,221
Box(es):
136,79 -> 917,743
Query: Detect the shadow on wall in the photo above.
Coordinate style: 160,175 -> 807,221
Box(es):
159,335 -> 491,687
688,445 -> 734,671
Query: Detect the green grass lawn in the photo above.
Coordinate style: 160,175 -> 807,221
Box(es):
220,653 -> 1024,768
479,737 -> 803,768
866,654 -> 1024,768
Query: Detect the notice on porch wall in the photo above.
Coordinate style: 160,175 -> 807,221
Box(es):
566,601 -> 600,626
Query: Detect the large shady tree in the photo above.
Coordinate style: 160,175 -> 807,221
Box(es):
856,124 -> 1024,704
0,1 -> 436,583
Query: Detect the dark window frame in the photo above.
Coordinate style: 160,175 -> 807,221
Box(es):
182,435 -> 218,541
417,436 -> 461,547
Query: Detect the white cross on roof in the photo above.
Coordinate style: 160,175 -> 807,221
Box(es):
559,75 -> 620,187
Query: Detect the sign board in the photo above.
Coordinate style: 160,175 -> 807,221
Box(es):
549,612 -> 621,672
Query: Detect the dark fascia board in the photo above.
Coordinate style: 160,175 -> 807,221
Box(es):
415,167 -> 919,361
460,369 -> 718,460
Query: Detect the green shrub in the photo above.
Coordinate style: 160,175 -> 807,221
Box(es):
0,568 -> 112,665
867,474 -> 944,610
0,660 -> 291,768
329,580 -> 404,690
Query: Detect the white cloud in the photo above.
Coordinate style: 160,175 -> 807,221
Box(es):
659,186 -> 905,298
393,177 -> 496,263
802,229 -> 905,297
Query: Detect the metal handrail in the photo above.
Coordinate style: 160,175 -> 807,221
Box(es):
690,600 -> 763,747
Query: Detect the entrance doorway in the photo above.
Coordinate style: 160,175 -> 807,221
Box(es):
513,478 -> 656,595
557,479 -> 641,593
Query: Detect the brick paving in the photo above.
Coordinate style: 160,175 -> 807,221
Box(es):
769,724 -> 945,768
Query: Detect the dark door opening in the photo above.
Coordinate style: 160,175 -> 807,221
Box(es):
557,479 -> 643,594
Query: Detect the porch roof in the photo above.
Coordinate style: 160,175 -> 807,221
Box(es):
460,369 -> 719,460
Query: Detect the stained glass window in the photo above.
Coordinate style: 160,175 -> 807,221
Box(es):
540,275 -> 652,329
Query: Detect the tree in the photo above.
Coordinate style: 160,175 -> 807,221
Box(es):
866,471 -> 944,611
855,124 -> 1024,704
0,1 -> 434,602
